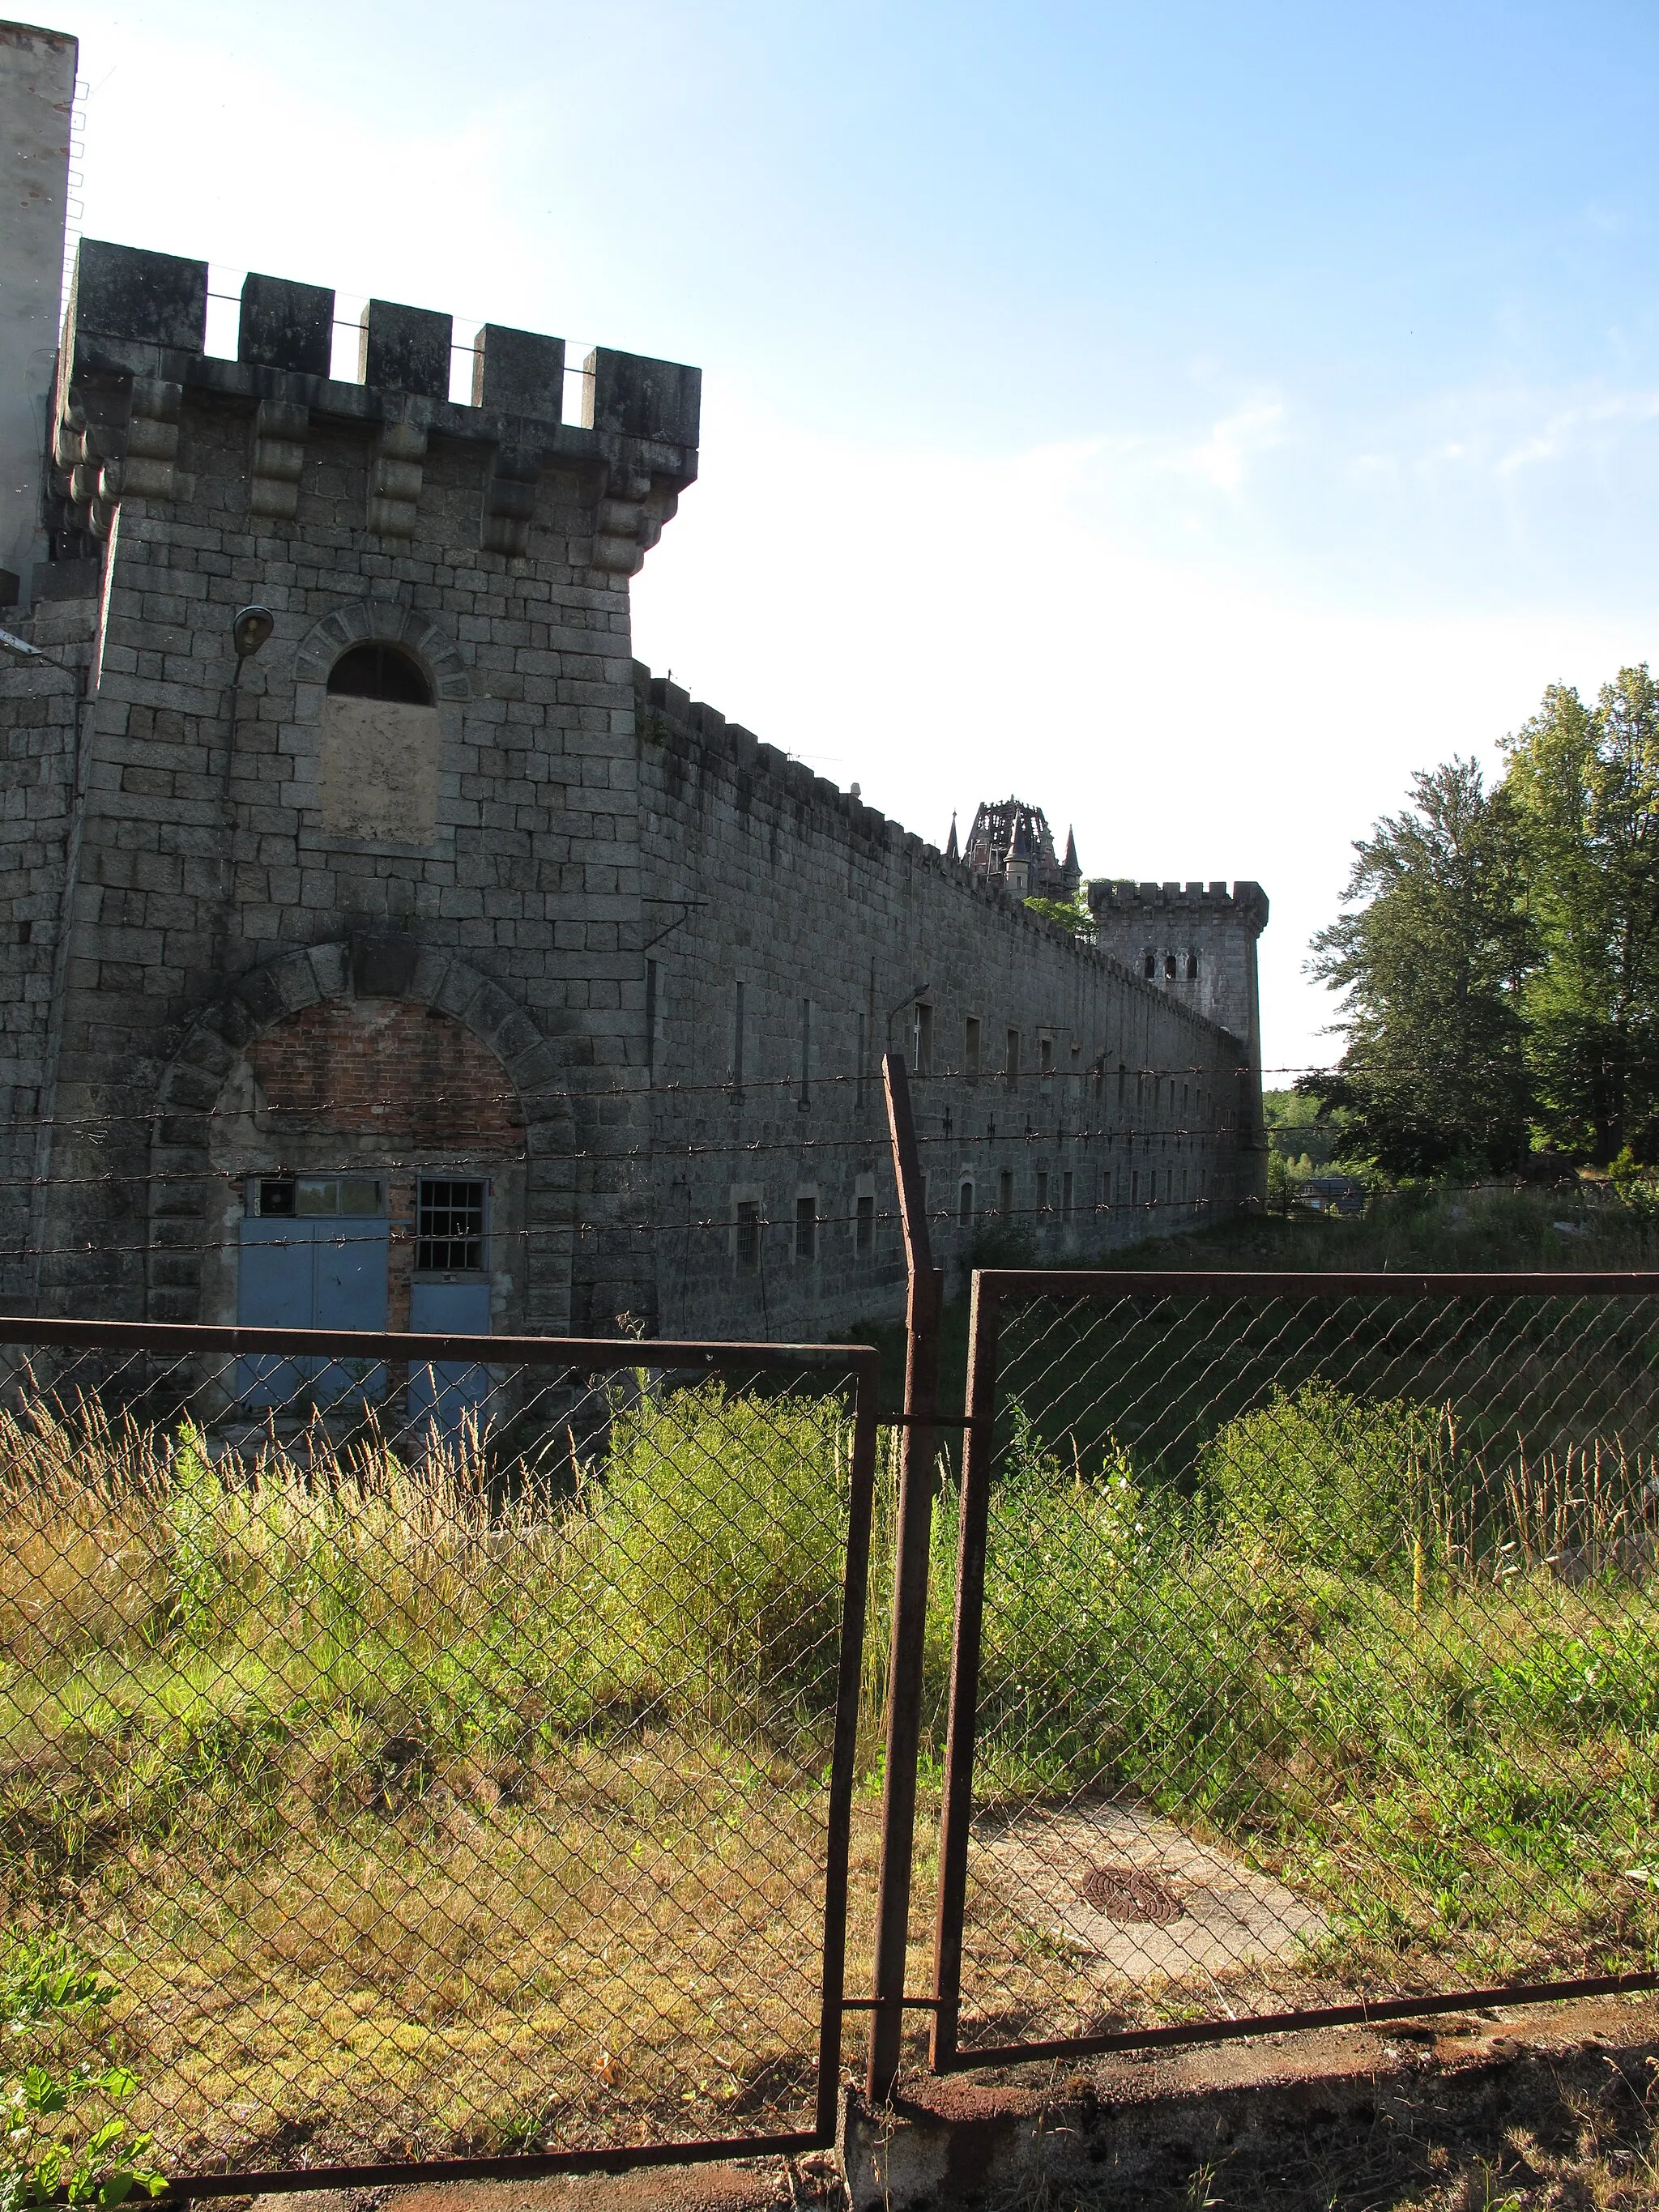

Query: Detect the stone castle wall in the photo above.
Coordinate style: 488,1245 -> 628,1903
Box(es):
0,240 -> 697,1332
638,675 -> 1265,1338
0,236 -> 1267,1342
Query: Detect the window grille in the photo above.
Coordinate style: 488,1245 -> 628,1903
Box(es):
417,1178 -> 486,1272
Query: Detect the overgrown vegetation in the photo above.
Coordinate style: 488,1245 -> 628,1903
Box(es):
5,1326 -> 1657,2154
0,1382 -> 871,2169
0,1934 -> 164,2210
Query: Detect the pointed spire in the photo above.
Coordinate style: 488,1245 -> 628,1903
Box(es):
1064,825 -> 1079,872
945,810 -> 959,860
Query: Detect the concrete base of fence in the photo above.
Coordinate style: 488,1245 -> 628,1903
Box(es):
838,1995 -> 1659,2209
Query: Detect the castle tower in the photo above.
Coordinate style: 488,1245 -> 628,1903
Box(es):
0,235 -> 698,1329
0,20 -> 76,597
959,796 -> 1078,901
1088,879 -> 1270,1199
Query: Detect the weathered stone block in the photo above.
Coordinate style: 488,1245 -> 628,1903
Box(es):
358,300 -> 453,398
68,238 -> 207,352
238,274 -> 335,377
471,325 -> 564,420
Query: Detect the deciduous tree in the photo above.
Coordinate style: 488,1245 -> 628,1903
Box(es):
1306,759 -> 1534,1174
1501,667 -> 1659,1164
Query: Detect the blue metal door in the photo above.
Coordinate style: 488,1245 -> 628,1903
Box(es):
236,1217 -> 314,1408
237,1215 -> 390,1410
408,1278 -> 491,1445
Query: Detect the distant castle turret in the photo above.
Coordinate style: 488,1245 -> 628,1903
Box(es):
957,798 -> 1081,902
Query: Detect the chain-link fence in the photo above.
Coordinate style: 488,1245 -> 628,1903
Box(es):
0,1317 -> 879,2187
928,1272 -> 1659,2067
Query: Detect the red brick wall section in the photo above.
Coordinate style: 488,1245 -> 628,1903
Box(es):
246,1001 -> 524,1151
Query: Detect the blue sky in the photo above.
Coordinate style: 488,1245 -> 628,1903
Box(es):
60,0 -> 1659,1069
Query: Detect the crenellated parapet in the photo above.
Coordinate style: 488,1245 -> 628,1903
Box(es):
1088,878 -> 1269,933
47,240 -> 699,569
1088,878 -> 1267,1175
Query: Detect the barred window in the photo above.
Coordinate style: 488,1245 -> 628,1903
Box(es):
795,1194 -> 817,1260
417,1178 -> 486,1271
736,1200 -> 761,1269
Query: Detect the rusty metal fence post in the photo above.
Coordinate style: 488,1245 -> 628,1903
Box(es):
867,1051 -> 943,2102
928,1268 -> 1000,2071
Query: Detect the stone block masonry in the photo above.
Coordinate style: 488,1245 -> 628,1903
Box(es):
2,237 -> 697,1334
0,228 -> 1265,1343
637,676 -> 1268,1340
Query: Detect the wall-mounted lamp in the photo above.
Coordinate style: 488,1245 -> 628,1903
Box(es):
232,605 -> 275,661
223,605 -> 275,806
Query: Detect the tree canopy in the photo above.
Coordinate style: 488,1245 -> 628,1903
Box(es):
1307,667 -> 1659,1174
1307,759 -> 1534,1174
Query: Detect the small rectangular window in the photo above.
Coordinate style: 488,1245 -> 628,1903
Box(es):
855,1193 -> 875,1252
418,1178 -> 485,1271
1062,1170 -> 1073,1217
999,1167 -> 1014,1213
733,980 -> 746,1089
795,1193 -> 817,1260
913,1001 -> 933,1076
799,997 -> 812,1108
1038,1034 -> 1053,1074
736,1200 -> 761,1268
965,1016 -> 981,1079
257,1178 -> 296,1217
1131,1170 -> 1141,1206
1036,1168 -> 1049,1210
1005,1029 -> 1020,1087
958,1180 -> 974,1226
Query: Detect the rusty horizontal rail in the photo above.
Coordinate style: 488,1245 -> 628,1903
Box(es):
975,1268 -> 1659,1299
941,1971 -> 1659,2069
150,2130 -> 826,2201
0,1311 -> 878,1373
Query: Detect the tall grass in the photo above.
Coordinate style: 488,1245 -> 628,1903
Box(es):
0,1381 -> 864,2166
962,1383 -> 1659,1991
3,1357 -> 1657,2158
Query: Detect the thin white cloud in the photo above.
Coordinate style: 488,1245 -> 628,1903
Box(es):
1169,396 -> 1290,494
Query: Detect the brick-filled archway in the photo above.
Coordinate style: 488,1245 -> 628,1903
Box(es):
147,938 -> 577,1332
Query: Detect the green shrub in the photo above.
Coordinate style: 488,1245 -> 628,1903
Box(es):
1197,1381 -> 1450,1574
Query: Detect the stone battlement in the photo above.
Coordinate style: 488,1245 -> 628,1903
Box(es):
1090,877 -> 1269,932
47,239 -> 700,566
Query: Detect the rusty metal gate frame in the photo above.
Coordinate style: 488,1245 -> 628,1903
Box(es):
923,1267 -> 1659,2074
0,1315 -> 881,2197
